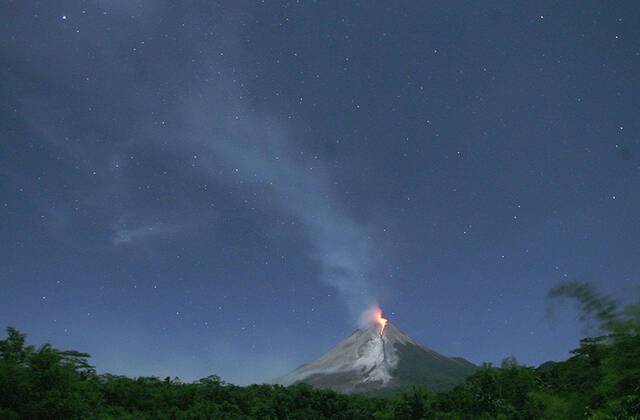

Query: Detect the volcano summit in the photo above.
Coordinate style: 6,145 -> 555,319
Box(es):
276,321 -> 476,394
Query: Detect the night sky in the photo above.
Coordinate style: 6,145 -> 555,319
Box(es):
2,1 -> 639,385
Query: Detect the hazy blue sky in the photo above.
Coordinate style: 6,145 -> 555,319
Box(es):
2,1 -> 639,384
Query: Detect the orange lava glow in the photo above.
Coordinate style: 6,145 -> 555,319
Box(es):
373,307 -> 388,335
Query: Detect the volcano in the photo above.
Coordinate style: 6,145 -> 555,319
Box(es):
276,322 -> 476,394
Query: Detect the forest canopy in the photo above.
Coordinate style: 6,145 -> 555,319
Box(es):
1,282 -> 638,419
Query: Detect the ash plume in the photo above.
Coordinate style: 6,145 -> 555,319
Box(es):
183,95 -> 378,319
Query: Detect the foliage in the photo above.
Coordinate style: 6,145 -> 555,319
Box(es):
1,282 -> 639,419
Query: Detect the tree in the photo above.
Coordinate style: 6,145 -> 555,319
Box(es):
500,356 -> 519,369
0,327 -> 32,364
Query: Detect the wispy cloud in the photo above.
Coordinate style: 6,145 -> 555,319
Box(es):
8,1 -> 381,320
111,216 -> 181,246
180,88 -> 378,318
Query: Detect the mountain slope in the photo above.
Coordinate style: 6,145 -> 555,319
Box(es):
276,323 -> 476,394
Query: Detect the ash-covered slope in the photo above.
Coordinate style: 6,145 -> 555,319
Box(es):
276,323 -> 476,394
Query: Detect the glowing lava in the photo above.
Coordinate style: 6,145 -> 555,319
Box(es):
372,307 -> 388,335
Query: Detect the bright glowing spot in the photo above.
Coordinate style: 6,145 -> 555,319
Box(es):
372,306 -> 388,335
359,305 -> 390,335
